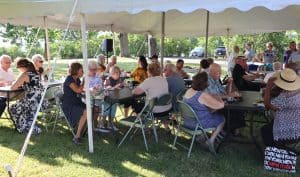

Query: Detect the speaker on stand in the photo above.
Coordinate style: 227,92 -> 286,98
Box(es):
101,39 -> 113,64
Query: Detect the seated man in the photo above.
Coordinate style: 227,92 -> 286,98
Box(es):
205,63 -> 245,135
0,55 -> 15,117
176,59 -> 189,79
232,56 -> 264,91
164,63 -> 185,110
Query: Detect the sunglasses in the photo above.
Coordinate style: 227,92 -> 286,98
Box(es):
39,60 -> 44,63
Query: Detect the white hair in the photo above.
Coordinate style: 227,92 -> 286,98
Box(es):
273,62 -> 282,71
0,55 -> 11,63
88,60 -> 98,69
165,63 -> 176,73
32,54 -> 44,63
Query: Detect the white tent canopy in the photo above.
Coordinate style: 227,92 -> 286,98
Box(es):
1,0 -> 300,37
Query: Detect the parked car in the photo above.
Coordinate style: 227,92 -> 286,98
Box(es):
189,47 -> 204,57
215,46 -> 226,57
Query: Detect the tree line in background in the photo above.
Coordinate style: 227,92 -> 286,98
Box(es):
0,23 -> 299,61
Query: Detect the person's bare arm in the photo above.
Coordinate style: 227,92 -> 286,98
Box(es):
199,92 -> 224,110
132,86 -> 145,95
264,77 -> 278,111
243,73 -> 259,81
69,82 -> 84,94
11,73 -> 29,90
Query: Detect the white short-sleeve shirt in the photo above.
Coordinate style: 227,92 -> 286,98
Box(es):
139,76 -> 171,113
0,67 -> 15,83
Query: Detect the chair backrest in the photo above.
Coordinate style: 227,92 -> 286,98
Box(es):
137,97 -> 156,117
54,90 -> 64,106
177,100 -> 198,123
176,88 -> 187,101
45,86 -> 61,101
155,93 -> 172,106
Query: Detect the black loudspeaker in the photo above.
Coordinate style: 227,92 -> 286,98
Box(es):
102,39 -> 113,53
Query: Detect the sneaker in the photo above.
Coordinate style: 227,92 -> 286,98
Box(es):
72,137 -> 82,145
94,127 -> 111,133
108,123 -> 119,131
205,140 -> 216,155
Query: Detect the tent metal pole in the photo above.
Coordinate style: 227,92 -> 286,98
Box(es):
44,16 -> 51,63
160,12 -> 165,71
226,28 -> 230,58
205,10 -> 209,58
111,24 -> 116,56
80,13 -> 94,153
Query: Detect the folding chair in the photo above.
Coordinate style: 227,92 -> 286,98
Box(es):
173,100 -> 215,158
52,90 -> 76,137
118,97 -> 156,151
41,85 -> 61,132
151,93 -> 172,142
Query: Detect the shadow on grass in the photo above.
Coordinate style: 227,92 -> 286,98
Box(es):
0,118 -> 296,177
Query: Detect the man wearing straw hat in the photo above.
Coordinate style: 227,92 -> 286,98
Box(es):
261,68 -> 300,146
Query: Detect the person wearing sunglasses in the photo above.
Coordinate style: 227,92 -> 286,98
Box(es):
32,54 -> 51,81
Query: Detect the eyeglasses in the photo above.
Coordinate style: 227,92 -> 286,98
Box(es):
39,60 -> 44,63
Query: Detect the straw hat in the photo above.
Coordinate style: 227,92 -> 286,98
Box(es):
273,68 -> 300,91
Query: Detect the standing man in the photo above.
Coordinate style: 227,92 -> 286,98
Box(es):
244,42 -> 256,62
283,41 -> 297,65
0,55 -> 15,117
176,59 -> 189,79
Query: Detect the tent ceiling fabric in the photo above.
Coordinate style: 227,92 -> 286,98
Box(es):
0,0 -> 300,37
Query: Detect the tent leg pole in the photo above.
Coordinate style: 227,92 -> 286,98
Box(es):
205,11 -> 209,58
80,13 -> 94,153
44,16 -> 51,64
160,12 -> 165,71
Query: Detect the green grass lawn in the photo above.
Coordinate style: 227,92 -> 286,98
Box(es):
0,58 -> 298,177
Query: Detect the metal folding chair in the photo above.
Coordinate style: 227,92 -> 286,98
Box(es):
41,86 -> 61,132
51,90 -> 76,137
173,100 -> 215,158
118,97 -> 156,151
151,93 -> 172,142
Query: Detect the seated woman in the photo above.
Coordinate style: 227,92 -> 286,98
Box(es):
97,54 -> 106,76
183,72 -> 225,154
31,54 -> 50,81
131,55 -> 148,84
10,58 -> 47,134
62,62 -> 87,144
102,66 -> 123,131
261,68 -> 300,147
133,62 -> 172,129
87,60 -> 106,132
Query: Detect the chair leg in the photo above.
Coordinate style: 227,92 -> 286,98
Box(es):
118,125 -> 134,148
188,132 -> 197,158
152,120 -> 158,143
52,113 -> 59,134
140,121 -> 149,151
173,127 -> 179,147
42,113 -> 48,132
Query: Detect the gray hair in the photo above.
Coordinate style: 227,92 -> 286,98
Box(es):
0,55 -> 11,63
32,54 -> 44,63
273,62 -> 282,71
109,66 -> 121,75
165,63 -> 176,73
88,60 -> 98,69
110,55 -> 117,61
